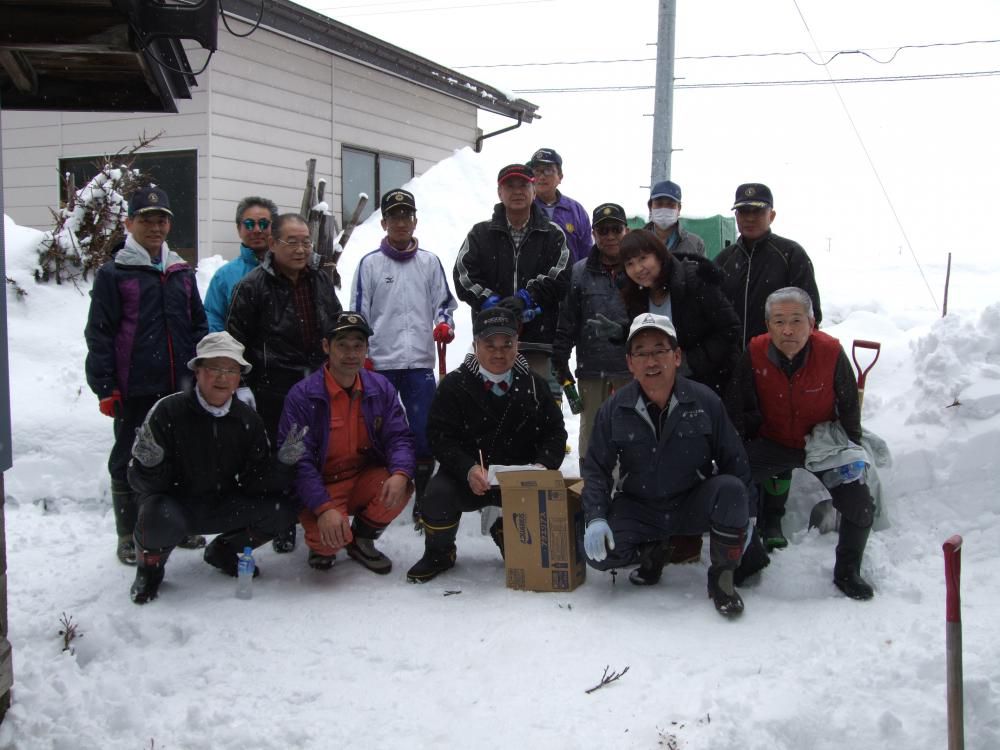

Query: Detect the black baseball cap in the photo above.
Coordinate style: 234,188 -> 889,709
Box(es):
527,148 -> 562,168
474,307 -> 518,338
325,311 -> 373,340
129,186 -> 173,217
592,202 -> 627,227
380,189 -> 416,215
497,164 -> 535,185
732,183 -> 774,209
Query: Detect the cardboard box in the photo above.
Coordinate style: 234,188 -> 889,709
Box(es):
497,470 -> 586,592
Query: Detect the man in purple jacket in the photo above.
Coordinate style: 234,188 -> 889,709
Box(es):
528,148 -> 592,264
278,311 -> 416,573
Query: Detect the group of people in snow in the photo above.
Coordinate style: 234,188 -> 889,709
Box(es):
84,148 -> 880,615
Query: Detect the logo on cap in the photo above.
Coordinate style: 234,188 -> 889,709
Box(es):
345,314 -> 361,325
148,192 -> 159,204
744,187 -> 756,197
602,207 -> 613,217
391,192 -> 405,203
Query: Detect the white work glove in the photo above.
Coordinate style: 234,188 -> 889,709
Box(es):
235,386 -> 257,411
132,421 -> 165,468
584,519 -> 615,562
277,424 -> 309,466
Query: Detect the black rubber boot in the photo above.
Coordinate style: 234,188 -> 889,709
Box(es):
489,516 -> 505,559
734,526 -> 770,586
204,535 -> 261,578
708,525 -> 746,617
271,524 -> 297,554
346,517 -> 392,574
111,478 -> 138,565
761,471 -> 792,550
667,535 -> 703,564
406,520 -> 458,583
629,539 -> 673,586
412,460 -> 435,529
130,545 -> 171,605
834,519 -> 875,600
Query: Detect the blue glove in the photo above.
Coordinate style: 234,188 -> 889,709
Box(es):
514,288 -> 534,310
482,294 -> 501,310
584,519 -> 615,562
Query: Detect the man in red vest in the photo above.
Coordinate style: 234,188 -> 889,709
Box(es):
726,287 -> 875,600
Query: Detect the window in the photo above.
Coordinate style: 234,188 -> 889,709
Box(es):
59,149 -> 198,266
341,146 -> 414,224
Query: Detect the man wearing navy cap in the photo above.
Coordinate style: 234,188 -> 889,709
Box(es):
85,185 -> 209,565
715,183 -> 822,347
453,164 -> 571,399
527,148 -> 592,265
641,180 -> 705,256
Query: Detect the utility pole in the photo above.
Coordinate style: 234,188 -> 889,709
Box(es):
650,0 -> 677,185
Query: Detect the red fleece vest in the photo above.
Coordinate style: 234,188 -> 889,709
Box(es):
749,330 -> 841,449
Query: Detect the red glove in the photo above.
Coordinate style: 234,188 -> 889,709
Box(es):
363,357 -> 376,371
99,390 -> 123,418
433,323 -> 455,343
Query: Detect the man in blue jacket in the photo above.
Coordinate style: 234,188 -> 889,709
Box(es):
203,196 -> 279,332
85,186 -> 208,565
581,313 -> 753,617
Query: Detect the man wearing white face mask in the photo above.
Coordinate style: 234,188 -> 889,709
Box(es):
643,180 -> 705,256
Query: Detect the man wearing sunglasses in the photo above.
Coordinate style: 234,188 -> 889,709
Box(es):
204,196 -> 279,333
527,148 -> 592,265
580,313 -> 754,617
715,183 -> 822,348
641,180 -> 705,256
227,213 -> 343,553
552,203 -> 632,470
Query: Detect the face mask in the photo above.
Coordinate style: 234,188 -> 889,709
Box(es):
650,207 -> 679,229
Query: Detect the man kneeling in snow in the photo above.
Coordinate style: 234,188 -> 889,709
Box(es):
127,332 -> 305,604
725,287 -> 876,600
581,313 -> 754,617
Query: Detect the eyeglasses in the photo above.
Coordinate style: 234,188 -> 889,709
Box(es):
384,210 -> 415,223
241,218 -> 271,231
734,206 -> 770,216
531,165 -> 558,176
628,348 -> 675,362
276,238 -> 313,250
595,224 -> 625,236
202,365 -> 241,377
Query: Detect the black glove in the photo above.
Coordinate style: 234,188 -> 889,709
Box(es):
553,363 -> 574,386
585,313 -> 627,341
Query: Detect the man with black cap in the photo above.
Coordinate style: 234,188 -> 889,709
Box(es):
126,331 -> 305,604
527,148 -> 592,265
715,183 -> 822,347
642,180 -> 705,256
350,189 -> 457,520
553,202 -> 632,468
85,185 -> 209,566
453,164 -> 571,397
406,307 -> 567,583
581,313 -> 754,617
278,311 -> 416,573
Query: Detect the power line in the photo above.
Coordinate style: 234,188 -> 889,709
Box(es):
790,0 -> 938,309
454,38 -> 1000,70
511,69 -> 1000,94
313,0 -> 552,17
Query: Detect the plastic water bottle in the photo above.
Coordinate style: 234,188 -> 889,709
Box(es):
236,546 -> 255,600
821,460 -> 866,489
562,380 -> 584,415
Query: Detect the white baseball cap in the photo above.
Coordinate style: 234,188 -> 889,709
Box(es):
626,313 -> 677,347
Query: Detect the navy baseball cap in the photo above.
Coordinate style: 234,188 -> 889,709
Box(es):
528,148 -> 562,168
592,203 -> 627,226
325,311 -> 373,340
129,186 -> 173,217
474,307 -> 518,338
380,189 -> 416,215
732,183 -> 774,209
649,180 -> 682,204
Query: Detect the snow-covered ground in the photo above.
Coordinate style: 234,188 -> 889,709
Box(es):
2,148 -> 999,749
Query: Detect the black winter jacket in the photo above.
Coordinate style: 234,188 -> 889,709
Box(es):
625,252 -> 742,395
715,231 -> 822,348
453,203 -> 571,353
581,376 -> 753,523
226,253 -> 342,393
127,388 -> 293,501
552,247 -> 629,380
428,353 -> 567,483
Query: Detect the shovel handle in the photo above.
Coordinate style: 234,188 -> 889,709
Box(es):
436,341 -> 447,378
943,535 -> 963,623
852,339 -> 881,389
943,535 -> 965,750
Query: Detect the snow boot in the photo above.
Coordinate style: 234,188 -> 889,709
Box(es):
111,478 -> 138,565
489,515 -> 505,559
346,517 -> 392,574
412,459 -> 435,529
667,534 -> 702,564
130,545 -> 171,605
761,472 -> 792,550
205,535 -> 260,578
833,519 -> 875,600
406,520 -> 458,583
116,535 -> 137,566
734,526 -> 770,586
271,524 -> 297,554
629,539 -> 673,586
708,525 -> 746,617
178,534 -> 207,550
308,550 -> 336,571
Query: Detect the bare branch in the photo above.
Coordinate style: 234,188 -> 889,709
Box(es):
585,664 -> 629,694
58,612 -> 82,653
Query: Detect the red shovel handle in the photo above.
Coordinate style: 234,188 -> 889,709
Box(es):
943,535 -> 963,623
436,341 -> 447,378
852,339 -> 881,389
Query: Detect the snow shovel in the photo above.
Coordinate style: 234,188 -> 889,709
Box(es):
436,341 -> 447,379
852,339 -> 881,409
943,535 -> 965,750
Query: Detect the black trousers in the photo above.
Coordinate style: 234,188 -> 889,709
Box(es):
419,470 -> 501,546
589,475 -> 750,571
134,492 -> 299,552
109,395 -> 163,481
746,438 -> 874,528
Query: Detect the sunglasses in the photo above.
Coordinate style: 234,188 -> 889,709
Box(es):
595,223 -> 625,236
241,218 -> 271,231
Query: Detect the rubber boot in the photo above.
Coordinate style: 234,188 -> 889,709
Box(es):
204,533 -> 261,578
734,525 -> 771,586
130,544 -> 172,605
489,516 -> 505,559
271,524 -> 297,554
412,460 -> 435,529
708,525 -> 746,617
833,519 -> 875,600
668,535 -> 703,564
761,471 -> 792,550
406,520 -> 458,583
629,539 -> 673,586
346,517 -> 392,574
111,478 -> 138,565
